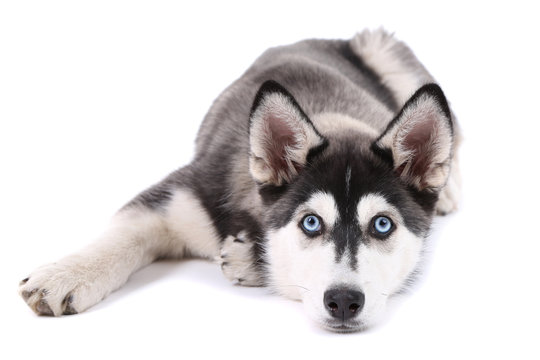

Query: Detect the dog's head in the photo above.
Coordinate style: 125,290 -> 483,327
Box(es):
248,80 -> 454,332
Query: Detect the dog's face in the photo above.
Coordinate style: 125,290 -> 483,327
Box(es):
248,81 -> 453,331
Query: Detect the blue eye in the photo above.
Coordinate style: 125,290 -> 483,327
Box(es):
301,215 -> 322,235
373,216 -> 393,235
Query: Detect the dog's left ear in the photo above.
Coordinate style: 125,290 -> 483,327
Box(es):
249,80 -> 326,186
373,84 -> 454,191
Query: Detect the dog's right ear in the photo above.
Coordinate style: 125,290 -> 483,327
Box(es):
248,81 -> 327,186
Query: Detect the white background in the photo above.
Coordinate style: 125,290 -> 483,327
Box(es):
1,1 -> 539,359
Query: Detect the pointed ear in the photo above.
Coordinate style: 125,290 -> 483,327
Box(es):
373,84 -> 454,190
249,81 -> 327,185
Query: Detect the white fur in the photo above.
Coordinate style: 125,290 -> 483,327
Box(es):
355,194 -> 423,325
312,112 -> 380,138
264,191 -> 339,300
264,192 -> 423,330
19,208 -> 166,315
20,189 -> 220,316
298,191 -> 340,229
217,231 -> 261,286
165,189 -> 221,259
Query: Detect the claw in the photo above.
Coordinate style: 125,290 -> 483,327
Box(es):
36,299 -> 54,316
63,295 -> 77,315
21,288 -> 38,301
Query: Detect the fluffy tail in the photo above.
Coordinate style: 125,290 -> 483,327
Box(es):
350,29 -> 435,107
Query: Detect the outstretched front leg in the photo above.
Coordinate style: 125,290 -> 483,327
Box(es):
19,186 -> 221,316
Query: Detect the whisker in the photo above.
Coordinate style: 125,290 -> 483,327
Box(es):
280,284 -> 311,292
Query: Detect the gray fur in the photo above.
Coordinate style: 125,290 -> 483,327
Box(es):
20,30 -> 460,330
131,32 -> 455,241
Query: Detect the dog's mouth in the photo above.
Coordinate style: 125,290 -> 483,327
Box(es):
323,319 -> 367,333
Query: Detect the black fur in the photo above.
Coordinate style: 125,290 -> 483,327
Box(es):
126,184 -> 174,211
267,136 -> 433,269
128,40 -> 443,275
336,41 -> 399,112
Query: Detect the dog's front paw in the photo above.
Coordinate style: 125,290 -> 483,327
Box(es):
216,232 -> 263,287
19,260 -> 103,316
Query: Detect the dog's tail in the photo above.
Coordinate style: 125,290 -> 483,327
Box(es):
350,28 -> 436,108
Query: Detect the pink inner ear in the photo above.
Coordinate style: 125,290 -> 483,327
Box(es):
401,117 -> 437,179
264,115 -> 301,177
268,115 -> 297,147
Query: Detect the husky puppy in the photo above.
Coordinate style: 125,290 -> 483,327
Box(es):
19,29 -> 460,332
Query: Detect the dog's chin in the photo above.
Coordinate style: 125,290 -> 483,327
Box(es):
321,319 -> 369,333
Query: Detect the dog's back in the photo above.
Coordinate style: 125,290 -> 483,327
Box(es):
189,29 -> 458,236
19,30 -> 460,331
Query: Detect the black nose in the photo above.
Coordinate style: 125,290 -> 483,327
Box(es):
324,288 -> 365,321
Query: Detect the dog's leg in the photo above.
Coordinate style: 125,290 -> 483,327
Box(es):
216,231 -> 264,287
19,186 -> 221,316
19,208 -> 168,316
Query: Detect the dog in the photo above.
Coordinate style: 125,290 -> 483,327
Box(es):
19,29 -> 461,332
